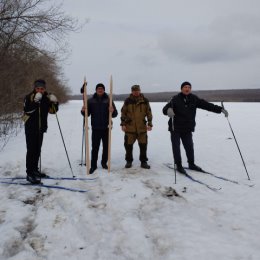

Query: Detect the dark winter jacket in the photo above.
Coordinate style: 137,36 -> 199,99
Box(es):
162,93 -> 222,133
23,91 -> 59,133
82,93 -> 118,130
121,94 -> 153,134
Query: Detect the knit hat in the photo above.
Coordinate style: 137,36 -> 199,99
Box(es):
34,79 -> 46,88
131,85 -> 140,91
96,83 -> 105,91
181,81 -> 192,89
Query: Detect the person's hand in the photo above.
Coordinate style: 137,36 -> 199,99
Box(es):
121,125 -> 127,132
147,126 -> 152,131
109,106 -> 114,113
222,108 -> 228,117
167,107 -> 175,117
49,94 -> 58,103
34,92 -> 42,103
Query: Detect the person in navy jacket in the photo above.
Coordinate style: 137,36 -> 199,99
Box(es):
81,83 -> 118,174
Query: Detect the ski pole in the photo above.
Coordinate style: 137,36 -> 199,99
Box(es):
83,77 -> 90,175
52,104 -> 75,178
221,101 -> 250,180
171,115 -> 176,184
80,117 -> 85,166
108,75 -> 113,173
174,163 -> 177,184
38,103 -> 42,181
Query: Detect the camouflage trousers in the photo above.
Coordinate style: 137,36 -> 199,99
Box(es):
124,132 -> 148,162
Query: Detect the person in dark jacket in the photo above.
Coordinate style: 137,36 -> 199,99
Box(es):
81,83 -> 118,174
23,79 -> 59,184
162,81 -> 228,174
121,85 -> 153,169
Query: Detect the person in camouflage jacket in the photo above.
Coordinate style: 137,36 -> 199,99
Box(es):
121,85 -> 153,169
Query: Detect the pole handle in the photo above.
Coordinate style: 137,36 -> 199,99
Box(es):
221,100 -> 225,109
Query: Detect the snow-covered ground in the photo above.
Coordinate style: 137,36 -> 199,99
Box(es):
0,100 -> 259,260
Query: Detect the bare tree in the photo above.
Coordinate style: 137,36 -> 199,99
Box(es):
0,0 -> 78,55
0,0 -> 81,145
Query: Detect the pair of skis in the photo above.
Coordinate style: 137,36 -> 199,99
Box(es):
0,175 -> 98,193
164,163 -> 221,191
164,163 -> 253,191
0,180 -> 89,193
82,76 -> 113,174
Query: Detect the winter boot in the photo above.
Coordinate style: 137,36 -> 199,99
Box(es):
34,170 -> 49,178
176,164 -> 187,174
101,162 -> 108,169
141,162 -> 150,169
89,167 -> 97,174
189,163 -> 202,171
125,161 -> 132,168
26,173 -> 41,184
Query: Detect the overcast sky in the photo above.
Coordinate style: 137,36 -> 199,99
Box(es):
60,0 -> 260,94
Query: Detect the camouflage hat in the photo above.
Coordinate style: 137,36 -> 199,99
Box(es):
131,85 -> 140,91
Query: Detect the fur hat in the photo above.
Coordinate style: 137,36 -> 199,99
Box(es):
181,81 -> 192,89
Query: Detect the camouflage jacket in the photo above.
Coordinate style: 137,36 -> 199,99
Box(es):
121,94 -> 153,134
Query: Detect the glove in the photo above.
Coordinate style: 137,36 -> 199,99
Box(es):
167,107 -> 175,117
222,108 -> 228,117
49,94 -> 58,103
34,92 -> 42,103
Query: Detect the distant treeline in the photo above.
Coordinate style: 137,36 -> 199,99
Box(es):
70,88 -> 260,102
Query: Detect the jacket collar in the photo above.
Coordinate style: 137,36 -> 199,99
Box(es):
93,92 -> 108,99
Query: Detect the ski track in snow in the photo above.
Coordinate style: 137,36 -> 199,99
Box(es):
0,101 -> 260,260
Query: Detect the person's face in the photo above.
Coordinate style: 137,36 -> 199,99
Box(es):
181,85 -> 191,95
35,87 -> 45,94
96,87 -> 105,96
132,90 -> 140,97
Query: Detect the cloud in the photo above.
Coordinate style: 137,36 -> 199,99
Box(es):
158,13 -> 260,64
60,0 -> 260,93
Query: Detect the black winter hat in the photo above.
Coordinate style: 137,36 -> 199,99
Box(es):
34,79 -> 46,88
181,81 -> 192,89
96,83 -> 105,91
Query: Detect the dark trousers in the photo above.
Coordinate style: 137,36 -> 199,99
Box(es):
25,129 -> 43,174
124,133 -> 148,162
170,131 -> 194,166
91,129 -> 108,168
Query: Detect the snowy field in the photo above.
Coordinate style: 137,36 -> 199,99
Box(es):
0,100 -> 260,260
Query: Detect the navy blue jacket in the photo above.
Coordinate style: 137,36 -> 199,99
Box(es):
163,93 -> 222,133
82,93 -> 118,130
